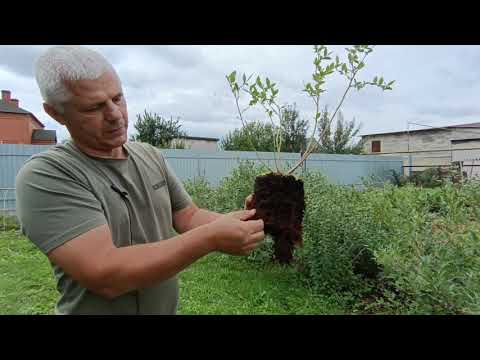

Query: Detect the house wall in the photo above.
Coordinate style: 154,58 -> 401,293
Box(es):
172,138 -> 219,151
187,139 -> 218,151
362,128 -> 480,175
0,113 -> 32,144
0,112 -> 54,145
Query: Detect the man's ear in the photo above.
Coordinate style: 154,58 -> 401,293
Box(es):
43,103 -> 66,125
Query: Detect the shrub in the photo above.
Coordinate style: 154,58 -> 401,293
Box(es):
183,163 -> 480,314
299,172 -> 386,299
183,177 -> 216,210
0,216 -> 20,232
213,160 -> 268,213
293,175 -> 480,314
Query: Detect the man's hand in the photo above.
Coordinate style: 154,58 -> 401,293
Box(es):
208,209 -> 264,256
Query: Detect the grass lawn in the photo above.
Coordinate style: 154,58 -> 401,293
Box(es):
0,230 -> 344,315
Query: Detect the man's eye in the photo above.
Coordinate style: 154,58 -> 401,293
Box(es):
85,105 -> 102,112
113,95 -> 123,103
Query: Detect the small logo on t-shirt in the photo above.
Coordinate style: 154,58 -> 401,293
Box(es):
153,179 -> 166,190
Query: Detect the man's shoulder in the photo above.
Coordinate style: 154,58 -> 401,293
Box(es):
15,146 -> 66,188
16,143 -> 90,185
126,141 -> 155,152
20,144 -> 70,170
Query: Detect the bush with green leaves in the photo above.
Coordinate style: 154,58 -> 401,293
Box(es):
390,165 -> 465,189
0,216 -> 20,232
299,178 -> 480,314
213,160 -> 268,214
183,162 -> 480,314
299,172 -> 386,299
183,177 -> 216,211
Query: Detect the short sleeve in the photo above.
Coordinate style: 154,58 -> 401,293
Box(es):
15,158 -> 107,254
162,157 -> 193,212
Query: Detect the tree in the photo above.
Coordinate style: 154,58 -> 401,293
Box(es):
221,121 -> 276,151
130,110 -> 187,148
316,107 -> 363,154
280,103 -> 309,153
221,103 -> 308,153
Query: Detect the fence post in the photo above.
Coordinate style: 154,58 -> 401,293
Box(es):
408,154 -> 412,176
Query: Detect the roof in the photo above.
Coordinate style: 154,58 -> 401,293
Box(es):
451,137 -> 480,144
32,129 -> 56,141
451,122 -> 480,128
179,136 -> 219,142
0,100 -> 30,114
361,122 -> 480,137
0,99 -> 45,128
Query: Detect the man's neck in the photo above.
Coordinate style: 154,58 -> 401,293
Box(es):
70,140 -> 128,160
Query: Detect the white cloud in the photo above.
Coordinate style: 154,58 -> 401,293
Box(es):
2,45 -> 480,142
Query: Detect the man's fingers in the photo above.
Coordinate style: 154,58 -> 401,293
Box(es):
241,231 -> 265,249
245,219 -> 264,233
229,209 -> 256,221
248,231 -> 265,245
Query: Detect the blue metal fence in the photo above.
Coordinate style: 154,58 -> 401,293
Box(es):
1,144 -> 404,213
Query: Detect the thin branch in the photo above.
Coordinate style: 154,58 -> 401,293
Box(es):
231,86 -> 274,172
259,99 -> 284,173
287,50 -> 370,175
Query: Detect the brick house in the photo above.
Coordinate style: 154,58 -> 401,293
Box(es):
0,89 -> 56,145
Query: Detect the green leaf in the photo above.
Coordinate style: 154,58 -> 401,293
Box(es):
379,77 -> 384,85
266,78 -> 271,87
373,76 -> 378,84
256,76 -> 262,88
357,62 -> 365,71
242,74 -> 246,84
387,80 -> 396,87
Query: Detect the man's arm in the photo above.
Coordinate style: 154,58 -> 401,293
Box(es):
48,210 -> 264,300
173,204 -> 222,234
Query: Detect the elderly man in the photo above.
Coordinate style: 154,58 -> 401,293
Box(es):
15,45 -> 264,315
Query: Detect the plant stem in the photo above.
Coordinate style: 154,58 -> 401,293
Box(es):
258,99 -> 283,173
287,51 -> 370,175
232,87 -> 273,172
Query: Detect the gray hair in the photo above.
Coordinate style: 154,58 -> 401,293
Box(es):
35,45 -> 117,113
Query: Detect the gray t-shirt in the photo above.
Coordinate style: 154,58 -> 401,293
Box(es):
15,141 -> 192,315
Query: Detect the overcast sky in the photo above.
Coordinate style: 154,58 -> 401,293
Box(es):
1,45 -> 480,142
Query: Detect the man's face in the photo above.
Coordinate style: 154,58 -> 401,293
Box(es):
57,71 -> 129,155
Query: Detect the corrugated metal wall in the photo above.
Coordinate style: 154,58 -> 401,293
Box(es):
160,149 -> 404,186
1,144 -> 55,213
1,144 -> 403,213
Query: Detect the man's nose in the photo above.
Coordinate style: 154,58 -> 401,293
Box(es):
104,101 -> 122,122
